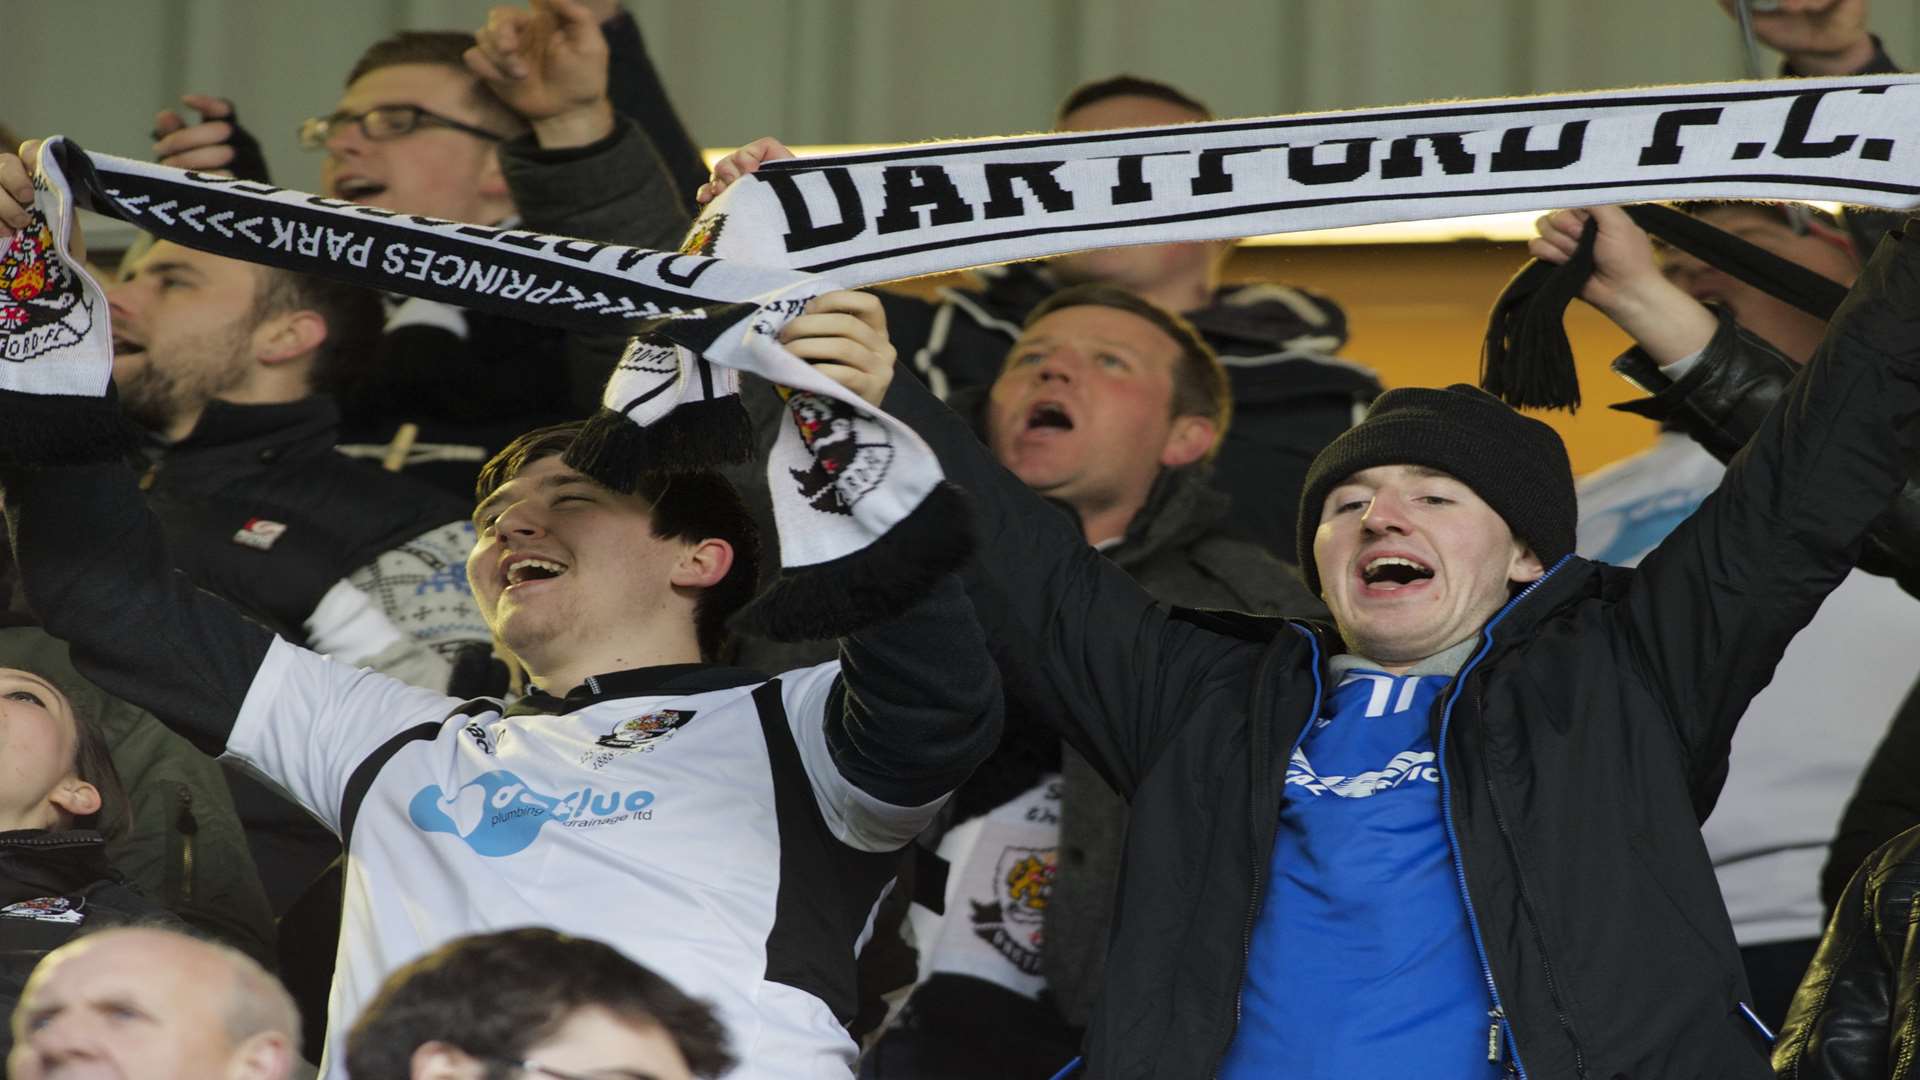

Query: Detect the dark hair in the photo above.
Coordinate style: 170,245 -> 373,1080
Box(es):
344,31 -> 526,136
1023,284 -> 1231,450
1056,75 -> 1212,125
248,269 -> 385,396
474,423 -> 761,661
68,698 -> 128,842
344,928 -> 734,1080
1670,199 -> 1843,234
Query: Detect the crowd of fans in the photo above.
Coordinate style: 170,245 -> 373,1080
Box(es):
0,0 -> 1916,1076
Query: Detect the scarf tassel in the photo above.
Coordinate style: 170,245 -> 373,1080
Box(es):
738,480 -> 976,642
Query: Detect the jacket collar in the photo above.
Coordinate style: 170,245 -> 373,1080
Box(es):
1107,465 -> 1231,571
155,395 -> 342,459
0,830 -> 114,904
506,664 -> 768,717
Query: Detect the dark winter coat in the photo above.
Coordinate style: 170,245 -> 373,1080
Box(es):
0,624 -> 273,965
877,224 -> 1920,1078
0,830 -> 178,1061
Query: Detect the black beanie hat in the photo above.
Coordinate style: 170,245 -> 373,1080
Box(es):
1295,384 -> 1576,596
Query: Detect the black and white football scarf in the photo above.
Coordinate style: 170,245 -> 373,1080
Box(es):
6,75 -> 1919,636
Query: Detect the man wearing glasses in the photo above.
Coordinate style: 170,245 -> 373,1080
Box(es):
153,0 -> 687,495
344,928 -> 734,1080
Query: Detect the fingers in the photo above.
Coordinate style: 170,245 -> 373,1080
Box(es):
1527,236 -> 1572,266
153,118 -> 233,164
698,137 -> 793,204
544,0 -> 598,31
178,93 -> 234,120
779,311 -> 887,353
152,109 -> 186,139
0,151 -> 33,237
804,289 -> 888,336
474,5 -> 534,79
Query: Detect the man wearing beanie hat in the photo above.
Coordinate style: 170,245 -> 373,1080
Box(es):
855,216 -> 1920,1078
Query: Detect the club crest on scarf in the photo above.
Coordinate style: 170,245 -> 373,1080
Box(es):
785,391 -> 895,515
0,202 -> 93,364
681,212 -> 727,257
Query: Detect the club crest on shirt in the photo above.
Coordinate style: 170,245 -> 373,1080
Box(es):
968,845 -> 1055,976
0,203 -> 95,364
0,896 -> 86,924
597,709 -> 696,750
785,392 -> 894,515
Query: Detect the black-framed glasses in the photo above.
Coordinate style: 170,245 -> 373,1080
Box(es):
296,105 -> 504,150
477,1055 -> 661,1080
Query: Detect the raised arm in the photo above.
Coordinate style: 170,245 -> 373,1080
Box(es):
1618,218 -> 1920,788
774,282 -> 1252,797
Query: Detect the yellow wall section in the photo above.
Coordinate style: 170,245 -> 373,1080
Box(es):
886,242 -> 1661,481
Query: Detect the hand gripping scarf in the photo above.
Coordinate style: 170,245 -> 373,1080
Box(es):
6,75 -> 1920,637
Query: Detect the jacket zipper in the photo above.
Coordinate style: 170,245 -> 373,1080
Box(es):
1478,686 -> 1587,1076
1213,623 -> 1324,1078
175,787 -> 197,906
1435,554 -> 1572,1080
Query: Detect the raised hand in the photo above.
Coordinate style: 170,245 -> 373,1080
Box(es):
696,137 -> 795,205
1530,205 -> 1714,366
777,290 -> 897,407
466,0 -> 614,148
0,141 -> 86,262
151,94 -> 242,173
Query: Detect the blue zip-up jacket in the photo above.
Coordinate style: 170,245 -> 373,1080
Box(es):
880,223 -> 1920,1078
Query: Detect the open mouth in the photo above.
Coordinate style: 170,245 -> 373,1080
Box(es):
332,177 -> 388,202
504,556 -> 569,589
1024,401 -> 1074,433
1360,555 -> 1435,590
112,336 -> 147,357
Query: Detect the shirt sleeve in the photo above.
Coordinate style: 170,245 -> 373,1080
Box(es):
221,637 -> 462,834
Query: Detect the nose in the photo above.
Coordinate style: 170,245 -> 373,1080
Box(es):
1360,494 -> 1411,535
105,277 -> 140,323
1035,347 -> 1083,384
27,1012 -> 97,1066
492,498 -> 548,540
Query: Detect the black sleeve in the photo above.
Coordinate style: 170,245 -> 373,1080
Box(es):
499,117 -> 694,415
600,7 -> 709,213
879,356 -> 1252,799
2,462 -> 272,755
823,574 -> 1003,807
1824,673 -> 1920,910
1619,225 -> 1920,796
1614,307 -> 1920,600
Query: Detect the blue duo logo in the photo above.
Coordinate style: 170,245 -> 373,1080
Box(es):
408,770 -> 656,857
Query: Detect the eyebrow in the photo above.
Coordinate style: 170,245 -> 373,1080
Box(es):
1008,334 -> 1149,362
131,259 -> 206,281
472,471 -> 595,523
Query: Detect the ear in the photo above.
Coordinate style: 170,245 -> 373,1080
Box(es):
225,1030 -> 295,1080
252,309 -> 328,367
409,1041 -> 487,1080
1158,414 -> 1218,470
670,537 -> 735,590
1508,540 -> 1545,585
47,777 -> 101,821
